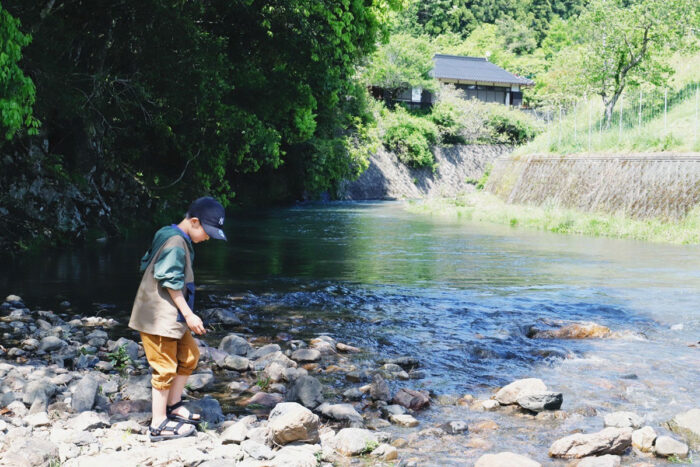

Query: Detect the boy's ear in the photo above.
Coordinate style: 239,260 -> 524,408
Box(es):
189,217 -> 200,226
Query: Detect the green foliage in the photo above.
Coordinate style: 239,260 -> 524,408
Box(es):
382,106 -> 438,168
476,164 -> 492,190
430,85 -> 491,144
485,105 -> 541,144
255,375 -> 271,392
107,345 -> 132,370
0,6 -> 38,140
361,439 -> 380,455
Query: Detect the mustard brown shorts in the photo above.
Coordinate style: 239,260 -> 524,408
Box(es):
140,331 -> 200,390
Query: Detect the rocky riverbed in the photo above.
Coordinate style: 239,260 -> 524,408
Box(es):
0,294 -> 698,466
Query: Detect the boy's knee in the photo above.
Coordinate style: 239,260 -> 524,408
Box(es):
151,370 -> 176,390
176,338 -> 200,375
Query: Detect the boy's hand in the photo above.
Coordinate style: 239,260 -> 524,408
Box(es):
185,313 -> 206,335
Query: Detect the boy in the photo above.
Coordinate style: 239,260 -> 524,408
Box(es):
129,197 -> 227,441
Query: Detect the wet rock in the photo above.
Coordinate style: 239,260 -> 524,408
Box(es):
72,374 -> 99,412
21,338 -> 39,351
549,427 -> 632,458
219,334 -> 251,356
264,362 -> 286,382
381,404 -> 406,417
252,351 -> 297,371
529,322 -> 611,339
288,375 -> 324,409
371,443 -> 398,461
653,435 -> 688,458
38,336 -> 68,353
187,395 -> 224,424
187,372 -> 215,391
282,366 -> 307,382
345,369 -> 372,382
207,308 -> 242,325
390,414 -> 419,427
441,420 -> 468,434
291,349 -> 321,363
392,388 -> 429,410
227,381 -> 250,394
332,427 -> 379,456
573,455 -> 621,467
268,402 -> 320,445
482,399 -> 500,411
108,337 -> 140,362
336,342 -> 361,353
666,408 -> 700,449
632,426 -> 656,452
384,356 -> 420,370
310,336 -> 336,355
475,452 -> 541,467
66,411 -> 110,431
366,417 -> 392,430
495,378 -> 547,405
604,411 -> 643,429
516,391 -> 563,412
221,415 -> 256,444
343,387 -> 363,401
246,391 -> 284,408
369,374 -> 391,402
5,294 -> 23,303
409,369 -> 427,379
3,437 -> 59,467
248,343 -> 281,360
317,402 -> 363,426
218,355 -> 250,372
241,439 -> 275,460
108,399 -> 150,416
271,444 -> 321,467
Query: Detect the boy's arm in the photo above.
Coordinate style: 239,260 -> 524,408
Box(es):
167,288 -> 206,335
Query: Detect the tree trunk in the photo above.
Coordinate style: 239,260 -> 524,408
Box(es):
603,90 -> 623,129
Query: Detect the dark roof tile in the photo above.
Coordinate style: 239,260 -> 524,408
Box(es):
431,54 -> 534,86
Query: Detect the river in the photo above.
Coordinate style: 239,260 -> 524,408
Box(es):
3,201 -> 699,465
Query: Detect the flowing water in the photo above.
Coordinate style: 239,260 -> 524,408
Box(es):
3,202 -> 699,465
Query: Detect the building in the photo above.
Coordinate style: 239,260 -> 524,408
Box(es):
378,54 -> 534,109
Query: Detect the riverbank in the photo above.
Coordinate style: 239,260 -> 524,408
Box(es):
1,294 -> 698,466
406,193 -> 700,244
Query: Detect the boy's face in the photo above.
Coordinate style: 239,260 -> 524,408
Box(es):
188,218 -> 210,243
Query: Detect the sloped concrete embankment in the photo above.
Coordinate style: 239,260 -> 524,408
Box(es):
341,144 -> 512,200
486,153 -> 700,220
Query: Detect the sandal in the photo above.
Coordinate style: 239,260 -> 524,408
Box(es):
166,400 -> 202,425
149,418 -> 195,442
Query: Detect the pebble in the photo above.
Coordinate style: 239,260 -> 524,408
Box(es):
390,414 -> 419,427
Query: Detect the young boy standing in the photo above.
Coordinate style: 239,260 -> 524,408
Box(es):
129,197 -> 227,441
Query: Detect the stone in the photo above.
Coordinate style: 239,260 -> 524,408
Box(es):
248,343 -> 281,360
390,413 -> 419,427
667,408 -> 700,449
6,400 -> 28,417
108,399 -> 150,416
549,427 -> 632,458
66,411 -> 110,431
310,336 -> 336,355
50,428 -> 97,445
441,420 -> 469,434
252,351 -> 297,371
187,372 -> 215,391
219,334 -> 251,356
100,379 -> 119,395
495,378 -> 547,405
632,426 -> 656,452
482,399 -> 500,411
219,355 -> 250,372
241,439 -> 275,460
25,411 -> 51,427
392,388 -> 429,410
38,336 -> 67,353
475,452 -> 541,467
72,374 -> 99,412
288,375 -> 324,409
332,428 -> 379,456
268,402 -> 320,445
574,455 -> 621,467
221,415 -> 257,444
109,337 -> 140,362
264,362 -> 286,382
343,387 -> 363,400
271,444 -> 321,467
4,437 -> 59,466
187,395 -> 224,424
371,443 -> 398,461
369,374 -> 391,402
381,404 -> 406,417
246,391 -> 284,408
654,435 -> 689,458
23,379 -> 58,408
529,322 -> 611,339
291,348 -> 322,362
384,356 -> 420,370
227,381 -> 250,394
336,342 -> 361,353
516,391 -> 563,412
604,411 -> 643,429
208,308 -> 242,325
317,402 -> 364,426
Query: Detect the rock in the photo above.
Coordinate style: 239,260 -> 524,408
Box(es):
482,399 -> 500,411
246,391 -> 284,408
248,343 -> 281,360
529,322 -> 611,339
3,437 -> 59,467
390,414 -> 419,427
495,378 -> 547,405
264,362 -> 287,382
108,399 -> 150,416
288,375 -> 324,409
187,372 -> 215,391
23,379 -> 58,409
109,337 -> 140,362
271,444 -> 321,467
268,402 -> 321,445
227,381 -> 250,394
218,355 -> 250,371
66,411 -> 110,431
100,379 -> 119,395
516,391 -> 563,412
252,351 -> 297,371
475,452 -> 541,467
208,308 -> 242,325
241,439 -> 275,460
38,336 -> 67,353
120,374 -> 151,400
371,443 -> 398,461
392,388 -> 429,410
25,411 -> 51,427
666,408 -> 700,449
632,426 -> 656,452
310,336 -> 336,355
336,342 -> 361,353
317,402 -> 364,427
369,374 -> 391,402
6,400 -> 28,417
219,334 -> 251,356
291,349 -> 321,362
384,356 -> 420,370
221,415 -> 257,444
654,435 -> 689,458
332,428 -> 379,456
549,427 -> 632,458
5,294 -> 22,303
187,395 -> 224,424
86,329 -> 109,347
75,353 -> 100,370
604,411 -> 643,429
72,374 -> 99,412
343,387 -> 363,401
50,428 -> 97,445
441,420 -> 469,434
574,455 -> 621,467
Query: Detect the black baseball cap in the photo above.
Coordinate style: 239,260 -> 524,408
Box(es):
187,197 -> 227,241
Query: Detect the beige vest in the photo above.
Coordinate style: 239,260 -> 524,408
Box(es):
129,235 -> 192,338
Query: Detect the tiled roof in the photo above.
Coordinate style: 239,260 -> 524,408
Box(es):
431,54 -> 534,86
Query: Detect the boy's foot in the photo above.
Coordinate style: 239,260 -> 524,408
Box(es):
167,400 -> 202,425
149,417 -> 196,442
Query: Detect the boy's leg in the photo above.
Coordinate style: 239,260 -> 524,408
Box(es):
167,331 -> 201,420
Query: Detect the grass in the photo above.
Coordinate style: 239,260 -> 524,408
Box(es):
407,192 -> 700,244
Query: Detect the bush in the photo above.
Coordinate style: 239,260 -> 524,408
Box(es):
430,85 -> 491,144
382,106 -> 438,168
485,105 -> 541,144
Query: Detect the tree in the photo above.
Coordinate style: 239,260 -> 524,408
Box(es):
574,0 -> 699,126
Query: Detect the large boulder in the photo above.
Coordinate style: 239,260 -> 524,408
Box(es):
317,402 -> 364,427
268,402 -> 320,445
288,375 -> 324,409
475,452 -> 541,467
666,408 -> 700,449
219,334 -> 251,356
72,374 -> 99,412
549,427 -> 632,458
516,392 -> 563,412
332,428 -> 379,456
495,378 -> 547,405
392,388 -> 429,410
